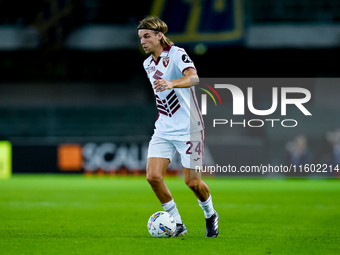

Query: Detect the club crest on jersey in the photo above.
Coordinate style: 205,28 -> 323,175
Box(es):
163,57 -> 170,68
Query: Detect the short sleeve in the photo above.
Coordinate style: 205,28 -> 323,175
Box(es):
174,48 -> 196,75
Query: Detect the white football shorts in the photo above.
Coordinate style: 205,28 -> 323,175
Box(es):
147,130 -> 204,169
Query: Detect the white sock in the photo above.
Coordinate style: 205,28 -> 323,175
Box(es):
162,199 -> 182,224
198,195 -> 215,219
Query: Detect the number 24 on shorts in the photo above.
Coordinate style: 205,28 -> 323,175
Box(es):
186,142 -> 202,155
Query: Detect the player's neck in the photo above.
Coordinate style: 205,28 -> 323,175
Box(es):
152,45 -> 166,61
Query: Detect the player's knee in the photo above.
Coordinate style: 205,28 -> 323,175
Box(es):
146,172 -> 163,186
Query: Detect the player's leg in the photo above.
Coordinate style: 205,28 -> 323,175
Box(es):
146,136 -> 186,236
176,131 -> 214,211
146,157 -> 172,203
183,167 -> 219,237
183,168 -> 209,202
174,131 -> 219,237
183,168 -> 216,220
146,158 -> 186,236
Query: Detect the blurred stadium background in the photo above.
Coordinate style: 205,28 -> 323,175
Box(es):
0,0 -> 340,177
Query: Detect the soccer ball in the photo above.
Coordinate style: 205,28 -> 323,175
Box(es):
147,211 -> 176,238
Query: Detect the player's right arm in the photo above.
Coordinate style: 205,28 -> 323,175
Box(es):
153,68 -> 198,92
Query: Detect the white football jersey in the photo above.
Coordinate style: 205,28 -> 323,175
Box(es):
143,45 -> 204,139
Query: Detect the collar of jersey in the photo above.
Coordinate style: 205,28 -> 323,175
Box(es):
149,45 -> 172,65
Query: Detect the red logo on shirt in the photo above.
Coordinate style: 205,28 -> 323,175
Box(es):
163,57 -> 170,68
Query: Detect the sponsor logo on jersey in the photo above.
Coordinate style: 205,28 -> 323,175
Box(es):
153,70 -> 163,80
182,54 -> 192,63
147,66 -> 156,74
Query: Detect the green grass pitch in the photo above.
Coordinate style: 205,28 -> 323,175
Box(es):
0,175 -> 339,255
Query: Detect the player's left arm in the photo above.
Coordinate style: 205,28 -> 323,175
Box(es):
153,68 -> 198,92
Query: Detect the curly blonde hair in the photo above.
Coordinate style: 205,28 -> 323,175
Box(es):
138,16 -> 174,47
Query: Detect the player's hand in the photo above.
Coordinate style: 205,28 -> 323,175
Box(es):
153,79 -> 174,92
